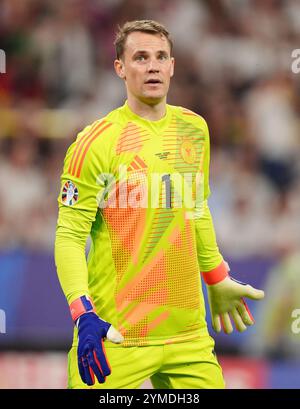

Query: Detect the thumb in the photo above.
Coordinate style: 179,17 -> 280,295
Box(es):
243,284 -> 265,300
106,325 -> 124,344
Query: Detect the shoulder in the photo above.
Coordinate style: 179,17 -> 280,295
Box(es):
65,109 -> 124,178
73,107 -> 125,153
80,107 -> 124,143
168,104 -> 209,131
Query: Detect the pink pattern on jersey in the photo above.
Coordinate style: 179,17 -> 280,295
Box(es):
116,122 -> 149,153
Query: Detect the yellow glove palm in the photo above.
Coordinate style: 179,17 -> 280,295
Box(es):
206,276 -> 265,334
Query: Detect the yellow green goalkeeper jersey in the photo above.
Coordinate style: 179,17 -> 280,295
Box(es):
55,100 -> 224,347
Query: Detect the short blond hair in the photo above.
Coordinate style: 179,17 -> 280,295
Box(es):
114,19 -> 173,59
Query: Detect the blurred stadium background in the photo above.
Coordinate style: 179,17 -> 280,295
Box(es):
1,0 -> 300,389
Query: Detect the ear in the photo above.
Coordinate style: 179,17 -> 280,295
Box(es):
170,57 -> 175,78
114,59 -> 126,80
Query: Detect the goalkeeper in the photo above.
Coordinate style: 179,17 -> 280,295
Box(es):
55,19 -> 264,389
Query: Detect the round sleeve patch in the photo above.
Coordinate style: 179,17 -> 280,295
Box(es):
61,180 -> 79,206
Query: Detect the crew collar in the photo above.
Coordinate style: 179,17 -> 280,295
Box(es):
123,100 -> 172,132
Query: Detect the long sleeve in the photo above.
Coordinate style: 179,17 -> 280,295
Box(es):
194,200 -> 223,272
194,118 -> 224,272
55,206 -> 93,305
54,120 -> 114,305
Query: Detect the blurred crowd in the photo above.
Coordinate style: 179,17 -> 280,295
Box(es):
0,0 -> 300,259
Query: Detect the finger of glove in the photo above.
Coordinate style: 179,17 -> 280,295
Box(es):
242,285 -> 264,301
78,358 -> 87,384
80,356 -> 95,386
212,314 -> 221,333
94,340 -> 111,376
237,299 -> 254,325
87,350 -> 105,384
231,308 -> 247,332
221,313 -> 233,334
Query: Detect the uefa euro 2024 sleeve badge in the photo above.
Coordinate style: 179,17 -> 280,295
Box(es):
61,180 -> 79,206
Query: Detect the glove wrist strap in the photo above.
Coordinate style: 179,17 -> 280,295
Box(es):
69,295 -> 96,323
201,260 -> 229,285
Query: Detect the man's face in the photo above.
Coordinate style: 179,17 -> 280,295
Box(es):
114,31 -> 175,104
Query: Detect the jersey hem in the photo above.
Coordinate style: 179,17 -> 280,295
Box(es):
71,326 -> 209,348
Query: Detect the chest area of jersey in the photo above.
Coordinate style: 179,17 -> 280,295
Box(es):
101,122 -> 206,211
114,121 -> 205,175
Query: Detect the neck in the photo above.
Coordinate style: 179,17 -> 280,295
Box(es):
127,95 -> 167,121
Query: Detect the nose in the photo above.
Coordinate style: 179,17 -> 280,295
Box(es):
147,58 -> 160,73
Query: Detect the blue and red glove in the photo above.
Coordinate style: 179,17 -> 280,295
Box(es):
70,295 -> 124,386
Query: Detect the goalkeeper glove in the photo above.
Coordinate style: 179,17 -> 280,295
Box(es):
70,295 -> 124,386
202,261 -> 265,334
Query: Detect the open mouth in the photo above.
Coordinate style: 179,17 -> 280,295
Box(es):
145,79 -> 162,84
